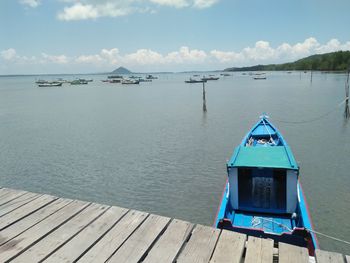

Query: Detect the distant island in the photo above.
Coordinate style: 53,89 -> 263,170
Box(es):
224,51 -> 350,72
111,67 -> 132,74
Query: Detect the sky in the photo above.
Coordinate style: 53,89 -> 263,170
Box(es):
0,0 -> 350,74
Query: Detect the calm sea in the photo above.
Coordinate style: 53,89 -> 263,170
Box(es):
0,72 -> 349,254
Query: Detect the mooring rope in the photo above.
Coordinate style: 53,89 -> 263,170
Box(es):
307,229 -> 350,246
273,97 -> 349,124
253,216 -> 350,246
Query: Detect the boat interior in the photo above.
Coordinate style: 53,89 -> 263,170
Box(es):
244,119 -> 284,147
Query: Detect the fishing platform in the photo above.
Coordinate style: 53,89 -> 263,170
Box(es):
0,187 -> 348,262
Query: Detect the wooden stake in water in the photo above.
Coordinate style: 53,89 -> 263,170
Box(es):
345,70 -> 350,119
202,82 -> 207,112
310,70 -> 313,83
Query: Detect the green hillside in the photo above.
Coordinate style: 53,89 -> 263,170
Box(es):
224,51 -> 350,72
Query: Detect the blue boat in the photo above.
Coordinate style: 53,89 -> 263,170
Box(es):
215,115 -> 318,255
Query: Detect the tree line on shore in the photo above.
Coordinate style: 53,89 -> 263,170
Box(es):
224,51 -> 350,72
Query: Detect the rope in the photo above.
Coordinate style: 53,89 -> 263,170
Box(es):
273,97 -> 349,124
307,229 -> 350,246
262,118 -> 275,145
253,216 -> 350,246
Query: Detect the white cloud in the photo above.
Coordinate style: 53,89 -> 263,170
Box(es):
41,53 -> 70,64
165,46 -> 207,63
58,3 -> 99,20
1,48 -> 17,60
19,0 -> 41,8
57,0 -> 219,20
125,49 -> 164,64
2,38 -> 350,72
58,2 -> 137,21
193,0 -> 218,9
149,0 -> 189,8
210,50 -> 242,63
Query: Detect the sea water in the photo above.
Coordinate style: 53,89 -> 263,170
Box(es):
0,72 -> 349,254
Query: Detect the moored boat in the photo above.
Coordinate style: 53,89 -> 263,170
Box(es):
215,115 -> 318,255
146,75 -> 158,80
185,78 -> 207,83
121,79 -> 139,84
38,82 -> 62,87
253,73 -> 267,80
201,76 -> 219,81
70,79 -> 88,85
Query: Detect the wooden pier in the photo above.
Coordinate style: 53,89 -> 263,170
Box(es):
0,187 -> 348,262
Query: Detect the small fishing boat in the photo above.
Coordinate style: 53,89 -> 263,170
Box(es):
253,73 -> 267,80
70,79 -> 88,85
38,82 -> 62,87
201,76 -> 219,81
253,76 -> 267,80
121,79 -> 139,84
215,115 -> 318,255
185,78 -> 207,83
146,75 -> 158,80
108,79 -> 122,83
138,78 -> 152,82
108,75 -> 123,79
35,79 -> 49,84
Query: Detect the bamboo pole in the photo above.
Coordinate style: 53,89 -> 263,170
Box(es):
202,82 -> 207,112
345,70 -> 349,119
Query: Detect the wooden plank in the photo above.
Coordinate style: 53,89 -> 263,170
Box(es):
107,214 -> 170,263
0,192 -> 40,217
244,236 -> 274,263
44,206 -> 128,263
78,210 -> 148,263
278,242 -> 309,263
11,203 -> 109,262
210,230 -> 246,263
315,249 -> 345,263
0,190 -> 28,207
0,200 -> 89,262
0,188 -> 13,198
176,224 -> 220,263
0,199 -> 72,247
0,194 -> 57,230
143,219 -> 193,263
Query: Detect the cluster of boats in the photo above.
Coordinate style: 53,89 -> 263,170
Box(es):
241,72 -> 267,79
185,75 -> 220,83
36,78 -> 93,87
102,74 -> 157,85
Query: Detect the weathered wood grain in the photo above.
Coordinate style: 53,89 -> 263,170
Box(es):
176,224 -> 220,263
107,214 -> 170,263
244,236 -> 274,263
0,192 -> 40,218
143,219 -> 193,263
210,230 -> 246,263
0,190 -> 29,207
0,199 -> 72,247
11,203 -> 109,262
0,188 -> 28,206
0,200 -> 89,262
0,194 -> 57,230
316,249 -> 345,263
45,206 -> 128,263
78,210 -> 148,263
278,242 -> 309,263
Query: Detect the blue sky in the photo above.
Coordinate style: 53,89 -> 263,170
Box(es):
1,0 -> 350,74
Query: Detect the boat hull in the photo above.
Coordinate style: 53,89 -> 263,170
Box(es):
215,116 -> 318,255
